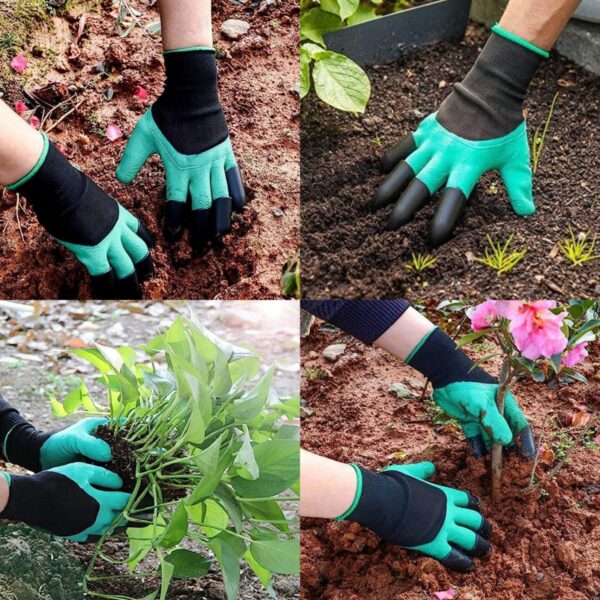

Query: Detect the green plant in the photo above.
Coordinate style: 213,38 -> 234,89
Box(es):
305,367 -> 327,381
51,315 -> 300,600
532,91 -> 559,174
281,255 -> 301,299
558,226 -> 600,267
474,234 -> 527,274
405,252 -> 437,272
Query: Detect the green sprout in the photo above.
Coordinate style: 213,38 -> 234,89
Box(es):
406,252 -> 437,272
558,226 -> 600,267
281,255 -> 300,299
532,91 -> 559,174
474,234 -> 527,274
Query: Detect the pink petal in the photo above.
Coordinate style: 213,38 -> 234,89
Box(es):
10,55 -> 28,73
29,116 -> 40,128
14,101 -> 27,115
470,300 -> 498,332
434,590 -> 456,600
134,86 -> 149,104
106,124 -> 123,141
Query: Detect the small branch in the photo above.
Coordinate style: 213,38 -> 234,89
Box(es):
491,354 -> 513,504
529,411 -> 552,488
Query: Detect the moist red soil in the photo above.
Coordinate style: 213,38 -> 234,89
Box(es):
301,318 -> 600,599
0,0 -> 299,299
301,23 -> 600,300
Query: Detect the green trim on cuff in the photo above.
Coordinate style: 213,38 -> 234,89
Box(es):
492,23 -> 550,58
1,423 -> 20,464
163,46 -> 215,55
6,133 -> 49,191
0,472 -> 11,485
405,326 -> 437,365
335,463 -> 362,521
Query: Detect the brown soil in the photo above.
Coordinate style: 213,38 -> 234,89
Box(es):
300,317 -> 600,599
301,22 -> 600,300
0,0 -> 299,299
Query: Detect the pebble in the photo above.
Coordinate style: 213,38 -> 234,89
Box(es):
322,343 -> 346,361
388,383 -> 413,398
221,19 -> 250,40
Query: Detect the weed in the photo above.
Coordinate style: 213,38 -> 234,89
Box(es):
423,396 -> 459,429
281,255 -> 300,299
558,226 -> 600,267
406,252 -> 437,272
474,234 -> 527,274
532,91 -> 559,174
305,366 -> 326,381
372,134 -> 383,147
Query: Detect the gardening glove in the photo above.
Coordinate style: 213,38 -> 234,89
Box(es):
0,395 -> 111,472
116,47 -> 246,249
407,327 -> 535,458
0,464 -> 130,542
339,461 -> 491,572
6,135 -> 154,299
374,24 -> 548,246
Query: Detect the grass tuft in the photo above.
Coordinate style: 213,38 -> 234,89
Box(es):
474,234 -> 526,274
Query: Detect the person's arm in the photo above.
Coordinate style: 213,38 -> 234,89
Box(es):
116,0 -> 245,249
300,450 -> 491,572
0,473 -> 8,513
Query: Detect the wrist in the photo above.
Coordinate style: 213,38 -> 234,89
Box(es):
0,472 -> 10,513
4,424 -> 48,472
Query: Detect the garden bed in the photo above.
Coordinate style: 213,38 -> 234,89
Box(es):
300,315 -> 600,599
0,0 -> 299,299
301,22 -> 600,300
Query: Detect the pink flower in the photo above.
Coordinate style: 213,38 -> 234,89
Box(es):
471,300 -> 499,331
509,301 -> 568,360
134,86 -> 149,104
10,55 -> 28,73
14,101 -> 27,115
29,115 -> 40,128
561,342 -> 589,368
106,124 -> 123,141
434,590 -> 456,600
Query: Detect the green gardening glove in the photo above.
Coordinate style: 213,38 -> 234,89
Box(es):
374,24 -> 549,246
407,328 -> 535,458
338,461 -> 491,572
116,47 -> 245,250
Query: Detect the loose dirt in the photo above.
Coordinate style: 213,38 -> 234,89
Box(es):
0,0 -> 299,299
301,23 -> 600,300
301,317 -> 600,599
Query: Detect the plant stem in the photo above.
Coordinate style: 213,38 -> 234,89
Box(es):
491,354 -> 512,504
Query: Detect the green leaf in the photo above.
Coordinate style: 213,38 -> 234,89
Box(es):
250,539 -> 300,574
300,7 -> 341,45
242,500 -> 289,533
160,500 -> 188,548
193,434 -> 222,474
188,498 -> 229,538
243,549 -> 273,593
188,445 -> 233,504
456,328 -> 493,349
231,366 -> 275,422
234,426 -> 259,480
127,521 -> 165,571
50,397 -> 68,418
228,355 -> 260,387
212,348 -> 233,397
165,549 -> 211,579
313,51 -> 371,113
231,439 -> 299,497
72,348 -> 112,375
347,3 -> 378,25
207,533 -> 246,600
568,319 -> 600,345
159,559 -> 174,600
320,0 -> 359,20
300,46 -> 311,99
215,484 -> 244,533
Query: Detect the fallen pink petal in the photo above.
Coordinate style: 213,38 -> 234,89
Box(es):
29,116 -> 40,128
10,55 -> 28,73
106,124 -> 123,141
434,590 -> 456,600
14,101 -> 27,115
134,86 -> 149,104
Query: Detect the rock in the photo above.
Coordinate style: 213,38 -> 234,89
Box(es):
221,19 -> 250,40
388,383 -> 413,398
322,343 -> 346,361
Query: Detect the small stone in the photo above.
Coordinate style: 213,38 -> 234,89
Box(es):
322,343 -> 346,361
221,19 -> 250,40
272,208 -> 284,218
388,383 -> 413,398
438,79 -> 447,88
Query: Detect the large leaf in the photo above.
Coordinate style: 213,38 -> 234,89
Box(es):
207,533 -> 246,600
160,500 -> 188,548
234,427 -> 259,480
320,0 -> 359,21
300,7 -> 341,45
188,498 -> 229,538
300,46 -> 311,99
231,366 -> 275,422
313,51 -> 371,113
165,549 -> 211,579
250,539 -> 300,575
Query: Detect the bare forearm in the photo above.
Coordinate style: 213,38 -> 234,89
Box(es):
500,0 -> 581,50
300,450 -> 357,519
0,100 -> 44,187
158,0 -> 212,51
0,474 -> 9,512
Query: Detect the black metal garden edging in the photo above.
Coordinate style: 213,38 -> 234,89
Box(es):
324,0 -> 472,67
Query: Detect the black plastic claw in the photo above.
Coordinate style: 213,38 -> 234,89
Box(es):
374,161 -> 415,209
380,134 -> 417,173
466,492 -> 481,511
441,547 -> 474,573
136,221 -> 155,249
190,208 -> 211,251
115,270 -> 142,300
515,426 -> 536,461
470,534 -> 492,557
226,166 -> 246,212
429,187 -> 468,247
477,516 -> 492,541
134,253 -> 154,283
212,196 -> 232,237
466,435 -> 487,459
165,200 -> 187,243
388,178 -> 430,229
90,269 -> 116,300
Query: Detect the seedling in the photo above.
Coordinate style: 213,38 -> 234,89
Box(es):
281,255 -> 301,299
474,234 -> 526,274
532,92 -> 559,174
406,252 -> 437,272
51,315 -> 300,600
558,226 -> 600,267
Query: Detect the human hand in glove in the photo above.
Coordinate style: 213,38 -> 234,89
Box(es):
7,136 -> 154,299
407,327 -> 535,458
339,461 -> 491,572
0,464 -> 130,542
116,47 -> 245,250
374,24 -> 548,246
